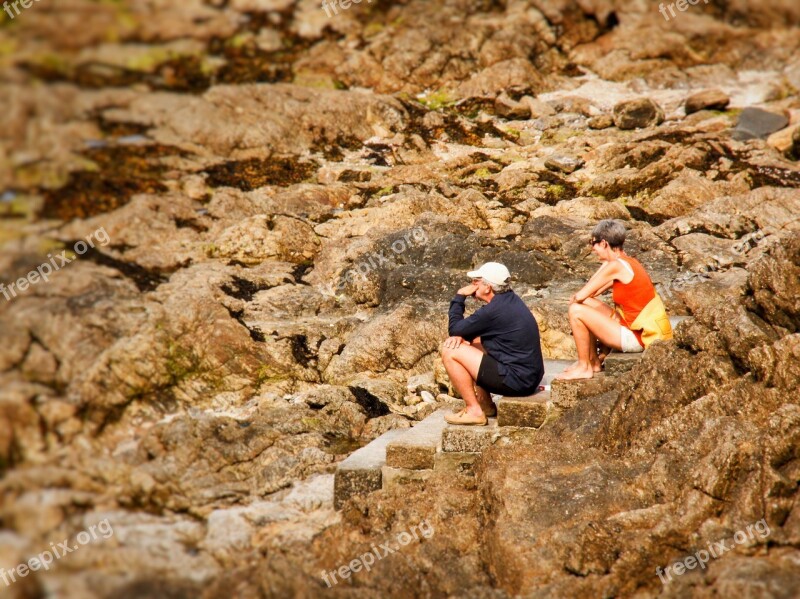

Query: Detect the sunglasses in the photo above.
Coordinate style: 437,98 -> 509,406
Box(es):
590,238 -> 604,247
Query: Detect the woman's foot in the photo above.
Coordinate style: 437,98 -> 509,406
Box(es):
554,365 -> 594,380
560,360 -> 581,374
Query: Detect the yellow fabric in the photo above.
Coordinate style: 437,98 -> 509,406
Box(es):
624,293 -> 673,348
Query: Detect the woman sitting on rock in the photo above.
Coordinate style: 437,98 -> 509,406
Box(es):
556,219 -> 672,381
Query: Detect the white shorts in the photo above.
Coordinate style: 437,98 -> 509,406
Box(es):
620,326 -> 644,353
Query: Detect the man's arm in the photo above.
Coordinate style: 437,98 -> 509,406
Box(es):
448,295 -> 492,340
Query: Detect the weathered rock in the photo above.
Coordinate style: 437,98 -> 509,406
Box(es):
786,125 -> 800,160
684,89 -> 730,114
521,95 -> 557,118
494,92 -> 531,119
544,154 -> 585,174
588,114 -> 614,129
613,98 -> 665,130
732,107 -> 790,141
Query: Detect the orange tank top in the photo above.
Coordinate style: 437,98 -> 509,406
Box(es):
612,256 -> 656,343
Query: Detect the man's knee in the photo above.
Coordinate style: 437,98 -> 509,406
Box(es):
441,344 -> 456,361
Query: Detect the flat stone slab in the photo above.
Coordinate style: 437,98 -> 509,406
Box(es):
385,409 -> 449,470
604,353 -> 642,376
542,359 -> 572,386
550,375 -> 611,409
434,451 -> 482,476
733,107 -> 789,140
497,391 -> 550,428
334,428 -> 407,509
381,466 -> 434,491
442,418 -> 500,452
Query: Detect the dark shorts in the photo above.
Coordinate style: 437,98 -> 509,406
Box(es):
477,354 -> 539,397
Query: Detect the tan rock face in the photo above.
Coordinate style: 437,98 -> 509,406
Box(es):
1,0 -> 800,596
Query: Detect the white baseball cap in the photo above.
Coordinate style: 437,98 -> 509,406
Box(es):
467,262 -> 511,286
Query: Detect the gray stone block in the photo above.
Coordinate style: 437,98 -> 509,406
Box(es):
603,353 -> 642,376
497,391 -> 549,428
434,451 -> 482,476
442,419 -> 500,452
381,466 -> 434,491
385,409 -> 448,470
550,375 -> 610,409
334,428 -> 406,509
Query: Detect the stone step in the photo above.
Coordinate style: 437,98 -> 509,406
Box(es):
433,451 -> 481,473
333,428 -> 407,509
385,409 -> 449,470
550,374 -> 614,411
442,417 -> 500,452
604,352 -> 641,376
381,465 -> 434,491
434,451 -> 482,477
542,359 -> 573,386
497,390 -> 550,428
497,372 -> 616,427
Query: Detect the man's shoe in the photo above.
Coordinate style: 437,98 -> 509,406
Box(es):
483,404 -> 497,418
445,409 -> 488,426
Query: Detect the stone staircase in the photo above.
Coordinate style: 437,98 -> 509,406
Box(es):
333,318 -> 688,509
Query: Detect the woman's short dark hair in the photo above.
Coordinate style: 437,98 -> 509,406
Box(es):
591,219 -> 627,249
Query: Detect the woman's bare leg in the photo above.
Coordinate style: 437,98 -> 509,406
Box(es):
562,298 -> 614,373
557,302 -> 623,380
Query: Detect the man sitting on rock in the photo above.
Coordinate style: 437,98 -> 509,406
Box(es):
442,262 -> 545,426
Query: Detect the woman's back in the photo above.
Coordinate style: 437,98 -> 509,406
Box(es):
612,256 -> 655,327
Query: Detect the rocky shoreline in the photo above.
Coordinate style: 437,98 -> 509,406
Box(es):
1,1 -> 799,597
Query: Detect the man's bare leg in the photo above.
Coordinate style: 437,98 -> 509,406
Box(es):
468,339 -> 497,415
441,343 -> 486,419
475,385 -> 496,415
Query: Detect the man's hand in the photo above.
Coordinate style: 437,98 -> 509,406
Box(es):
457,284 -> 478,297
444,336 -> 470,349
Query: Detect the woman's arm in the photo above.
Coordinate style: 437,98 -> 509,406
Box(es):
573,261 -> 621,303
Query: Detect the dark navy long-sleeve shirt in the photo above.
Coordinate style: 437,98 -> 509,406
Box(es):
448,291 -> 544,393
